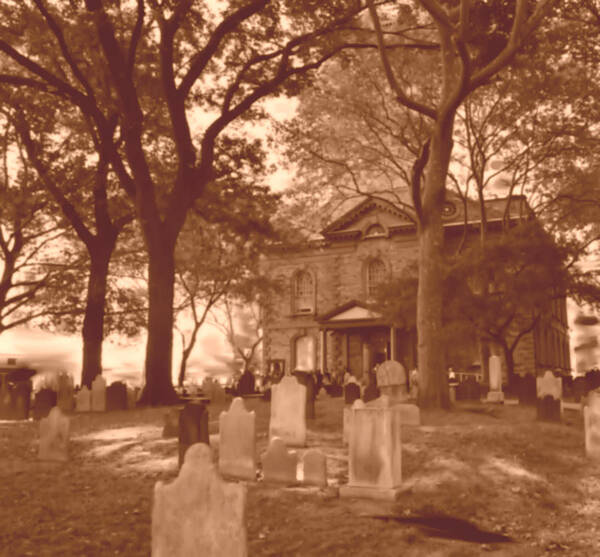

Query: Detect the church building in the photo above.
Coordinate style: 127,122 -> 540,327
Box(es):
261,195 -> 570,383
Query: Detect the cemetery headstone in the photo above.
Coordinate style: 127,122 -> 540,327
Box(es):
340,397 -> 402,500
584,390 -> 600,459
163,408 -> 181,438
56,372 -> 75,412
32,388 -> 57,420
75,387 -> 92,412
269,375 -> 307,447
536,371 -> 562,422
91,375 -> 107,412
262,437 -> 297,484
376,360 -> 408,402
486,355 -> 504,403
344,382 -> 361,405
38,406 -> 69,462
302,449 -> 327,488
106,381 -> 128,411
152,443 -> 247,557
219,397 -> 256,481
178,402 -> 209,468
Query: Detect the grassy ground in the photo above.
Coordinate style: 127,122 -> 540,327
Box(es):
1,395 -> 599,556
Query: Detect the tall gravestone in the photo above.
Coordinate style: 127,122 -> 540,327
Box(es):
376,360 -> 408,402
262,437 -> 297,485
75,387 -> 92,412
340,397 -> 402,500
91,375 -> 107,412
584,390 -> 600,459
178,402 -> 209,468
219,398 -> 256,481
486,355 -> 504,403
536,371 -> 562,422
152,443 -> 247,557
269,375 -> 307,447
106,381 -> 128,411
38,406 -> 69,462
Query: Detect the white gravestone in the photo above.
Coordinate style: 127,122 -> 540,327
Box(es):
536,370 -> 562,400
262,437 -> 298,484
75,387 -> 91,412
486,355 -> 504,403
340,396 -> 402,500
38,406 -> 69,462
584,390 -> 600,459
91,375 -> 106,412
219,398 -> 257,481
302,449 -> 327,488
152,443 -> 247,557
269,375 -> 307,446
376,360 -> 408,402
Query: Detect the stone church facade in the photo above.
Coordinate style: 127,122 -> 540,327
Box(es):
261,195 -> 570,382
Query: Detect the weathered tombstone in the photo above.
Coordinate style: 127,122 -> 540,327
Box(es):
302,449 -> 327,488
106,381 -> 128,411
152,443 -> 247,557
584,390 -> 600,459
56,372 -> 75,412
517,374 -> 537,405
91,375 -> 107,412
38,406 -> 69,461
376,360 -> 408,402
75,387 -> 92,412
261,437 -> 297,484
163,407 -> 180,438
178,402 -> 209,467
340,397 -> 402,500
293,371 -> 316,420
536,371 -> 562,422
219,397 -> 256,481
269,375 -> 307,447
32,388 -> 57,420
486,355 -> 504,403
344,382 -> 361,405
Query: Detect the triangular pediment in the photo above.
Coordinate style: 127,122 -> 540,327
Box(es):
321,198 -> 415,239
318,300 -> 383,323
330,306 -> 383,321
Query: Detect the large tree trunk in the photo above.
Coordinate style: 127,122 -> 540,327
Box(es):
416,123 -> 452,409
138,236 -> 180,405
80,245 -> 114,388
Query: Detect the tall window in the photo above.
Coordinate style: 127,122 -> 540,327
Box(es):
295,335 -> 315,371
367,258 -> 386,297
294,270 -> 314,313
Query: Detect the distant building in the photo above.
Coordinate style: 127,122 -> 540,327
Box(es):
261,195 -> 570,382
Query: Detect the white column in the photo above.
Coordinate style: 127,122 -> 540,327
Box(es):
320,329 -> 327,374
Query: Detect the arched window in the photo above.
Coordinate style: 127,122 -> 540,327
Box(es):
294,335 -> 315,371
367,258 -> 386,298
293,270 -> 314,313
365,223 -> 386,238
